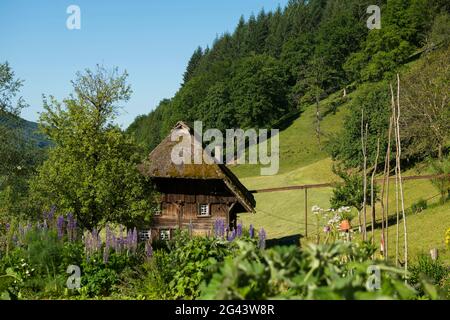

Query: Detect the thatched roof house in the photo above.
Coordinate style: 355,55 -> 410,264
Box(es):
138,121 -> 255,240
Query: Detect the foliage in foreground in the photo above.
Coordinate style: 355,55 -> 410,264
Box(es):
1,220 -> 447,300
409,254 -> 449,298
199,241 -> 446,300
141,232 -> 235,299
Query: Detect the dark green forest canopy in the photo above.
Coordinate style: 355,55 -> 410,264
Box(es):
127,0 -> 448,154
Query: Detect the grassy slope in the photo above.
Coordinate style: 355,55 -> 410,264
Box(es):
231,88 -> 450,263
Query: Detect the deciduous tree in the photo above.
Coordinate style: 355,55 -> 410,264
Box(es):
31,65 -> 155,230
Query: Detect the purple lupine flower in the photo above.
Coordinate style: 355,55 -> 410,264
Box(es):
5,223 -> 10,232
258,228 -> 266,250
91,228 -> 101,252
227,229 -> 236,242
19,225 -> 25,238
12,234 -> 18,246
128,228 -> 135,252
249,224 -> 254,239
213,219 -> 221,238
145,241 -> 153,259
48,205 -> 56,221
103,225 -> 111,264
105,224 -> 111,247
111,234 -> 117,252
42,206 -> 56,229
213,219 -> 218,237
18,223 -> 29,245
125,229 -> 132,252
72,219 -> 77,241
116,237 -> 123,254
236,223 -> 243,238
115,226 -> 123,253
57,215 -> 65,239
67,213 -> 76,241
96,229 -> 102,251
215,219 -> 226,238
103,246 -> 109,264
119,225 -> 124,241
83,233 -> 89,253
132,227 -> 138,253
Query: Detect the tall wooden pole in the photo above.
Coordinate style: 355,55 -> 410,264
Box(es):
396,74 -> 408,278
370,138 -> 380,247
304,187 -> 308,238
361,111 -> 368,241
381,115 -> 393,261
391,84 -> 400,267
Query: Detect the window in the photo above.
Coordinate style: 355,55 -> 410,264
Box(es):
160,229 -> 170,241
198,204 -> 210,217
139,230 -> 151,241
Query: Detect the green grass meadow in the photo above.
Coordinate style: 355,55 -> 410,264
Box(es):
231,94 -> 450,263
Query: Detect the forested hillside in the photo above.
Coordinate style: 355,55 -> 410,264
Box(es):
0,113 -> 49,148
127,0 -> 449,153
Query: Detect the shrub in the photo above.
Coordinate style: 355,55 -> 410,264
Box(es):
78,247 -> 145,298
409,254 -> 449,298
410,199 -> 427,214
80,262 -> 119,297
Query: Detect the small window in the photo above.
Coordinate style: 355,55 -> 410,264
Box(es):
160,229 -> 171,241
198,204 -> 210,217
139,230 -> 151,241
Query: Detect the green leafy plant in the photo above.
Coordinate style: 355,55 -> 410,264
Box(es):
23,228 -> 63,278
142,231 -> 239,300
199,241 -> 442,300
409,254 -> 449,298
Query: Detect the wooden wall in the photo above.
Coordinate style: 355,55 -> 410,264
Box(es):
149,178 -> 241,240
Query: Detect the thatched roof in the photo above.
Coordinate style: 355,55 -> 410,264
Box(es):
138,121 -> 256,213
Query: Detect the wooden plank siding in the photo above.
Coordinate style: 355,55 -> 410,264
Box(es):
150,193 -> 236,240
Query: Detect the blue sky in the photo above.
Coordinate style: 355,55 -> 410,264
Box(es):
0,0 -> 288,128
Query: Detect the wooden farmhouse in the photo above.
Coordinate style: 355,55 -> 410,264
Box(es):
138,121 -> 256,241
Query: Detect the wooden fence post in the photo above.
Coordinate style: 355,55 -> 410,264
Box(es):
430,248 -> 438,261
